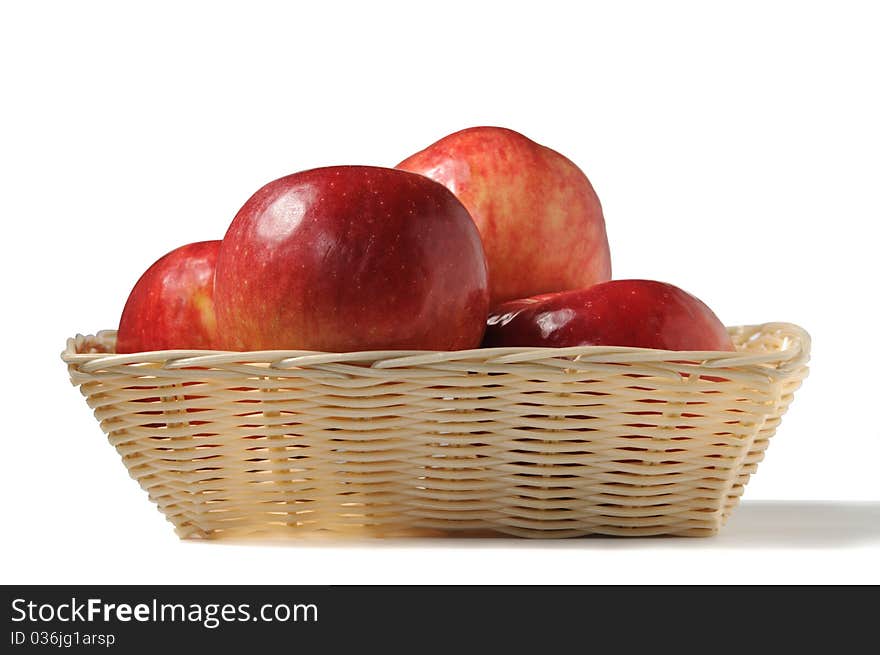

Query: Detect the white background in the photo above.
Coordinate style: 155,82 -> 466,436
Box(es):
1,1 -> 878,584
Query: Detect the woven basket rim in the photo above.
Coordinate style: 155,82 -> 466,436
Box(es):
62,322 -> 810,377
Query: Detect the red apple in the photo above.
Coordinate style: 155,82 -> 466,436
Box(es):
397,126 -> 611,306
213,165 -> 489,352
116,240 -> 220,353
483,280 -> 734,351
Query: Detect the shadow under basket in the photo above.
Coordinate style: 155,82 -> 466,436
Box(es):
62,322 -> 809,539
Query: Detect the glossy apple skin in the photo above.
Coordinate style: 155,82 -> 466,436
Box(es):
213,166 -> 489,352
397,126 -> 611,307
483,280 -> 735,351
116,240 -> 220,353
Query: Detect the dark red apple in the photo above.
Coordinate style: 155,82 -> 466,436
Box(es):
397,126 -> 611,306
483,280 -> 734,351
116,240 -> 220,353
213,165 -> 489,352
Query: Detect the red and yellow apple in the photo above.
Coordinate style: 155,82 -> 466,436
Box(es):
483,279 -> 734,351
213,165 -> 489,352
397,126 -> 611,306
116,240 -> 220,353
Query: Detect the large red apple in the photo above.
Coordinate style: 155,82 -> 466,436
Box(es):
116,240 -> 220,353
397,126 -> 611,306
213,165 -> 489,352
483,280 -> 734,351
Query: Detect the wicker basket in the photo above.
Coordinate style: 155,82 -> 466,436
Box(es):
62,322 -> 809,539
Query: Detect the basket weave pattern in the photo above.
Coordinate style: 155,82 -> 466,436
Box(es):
63,322 -> 809,538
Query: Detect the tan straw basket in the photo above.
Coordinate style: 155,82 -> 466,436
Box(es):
62,322 -> 809,539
